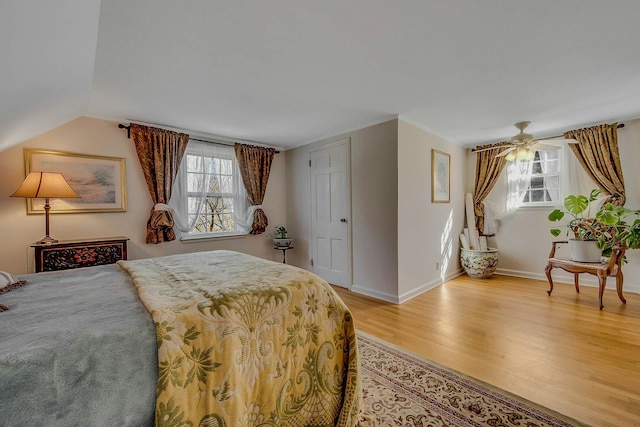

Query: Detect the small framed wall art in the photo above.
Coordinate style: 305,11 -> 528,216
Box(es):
431,149 -> 450,203
24,149 -> 127,213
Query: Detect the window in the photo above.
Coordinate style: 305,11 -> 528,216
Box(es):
520,150 -> 560,205
171,141 -> 249,238
186,151 -> 236,233
505,148 -> 561,209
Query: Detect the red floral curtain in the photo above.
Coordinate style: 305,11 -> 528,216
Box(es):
565,123 -> 626,206
234,143 -> 276,234
130,124 -> 189,244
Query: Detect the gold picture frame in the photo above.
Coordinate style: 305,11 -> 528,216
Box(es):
431,149 -> 450,203
24,149 -> 127,213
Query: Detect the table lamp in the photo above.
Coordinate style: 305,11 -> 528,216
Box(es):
11,172 -> 80,244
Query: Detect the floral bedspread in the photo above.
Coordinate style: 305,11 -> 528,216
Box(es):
118,250 -> 362,427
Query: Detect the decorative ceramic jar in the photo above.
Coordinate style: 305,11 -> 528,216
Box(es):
273,238 -> 293,248
460,248 -> 499,279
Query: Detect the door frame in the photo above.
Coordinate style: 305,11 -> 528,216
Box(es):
308,138 -> 353,288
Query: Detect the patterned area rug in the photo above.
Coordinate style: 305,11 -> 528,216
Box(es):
358,331 -> 585,427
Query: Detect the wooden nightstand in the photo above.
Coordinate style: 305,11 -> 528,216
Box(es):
31,236 -> 129,272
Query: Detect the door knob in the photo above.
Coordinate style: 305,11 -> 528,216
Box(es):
340,218 -> 348,223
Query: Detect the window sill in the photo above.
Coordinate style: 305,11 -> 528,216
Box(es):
517,203 -> 558,211
180,231 -> 247,243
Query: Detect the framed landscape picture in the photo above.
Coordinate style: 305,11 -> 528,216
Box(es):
24,149 -> 127,213
431,149 -> 450,203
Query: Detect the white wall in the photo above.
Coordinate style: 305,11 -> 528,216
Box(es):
286,120 -> 399,301
0,117 -> 287,274
477,118 -> 640,294
351,122 -> 399,301
287,118 -> 469,304
397,120 -> 466,302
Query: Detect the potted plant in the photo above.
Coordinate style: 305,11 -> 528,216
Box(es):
548,189 -> 607,262
271,226 -> 293,248
549,189 -> 640,262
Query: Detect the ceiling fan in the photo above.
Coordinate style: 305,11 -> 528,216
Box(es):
476,121 -> 577,161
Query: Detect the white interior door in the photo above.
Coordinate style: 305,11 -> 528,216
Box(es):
310,139 -> 351,287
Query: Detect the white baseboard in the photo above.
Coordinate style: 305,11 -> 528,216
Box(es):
398,268 -> 465,304
350,268 -> 465,305
350,268 -> 638,304
494,268 -> 547,281
349,285 -> 399,304
495,267 -> 640,293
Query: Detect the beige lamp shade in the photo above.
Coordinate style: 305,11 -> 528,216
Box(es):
11,172 -> 80,199
11,172 -> 80,244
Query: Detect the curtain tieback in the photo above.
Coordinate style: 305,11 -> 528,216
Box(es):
150,204 -> 175,229
234,205 -> 263,231
248,204 -> 268,235
246,204 -> 264,218
156,203 -> 191,233
248,204 -> 265,221
607,194 -> 626,206
473,202 -> 485,217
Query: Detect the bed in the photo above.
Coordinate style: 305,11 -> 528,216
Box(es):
0,250 -> 362,426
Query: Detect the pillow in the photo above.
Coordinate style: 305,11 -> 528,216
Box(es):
1,271 -> 19,290
0,271 -> 28,312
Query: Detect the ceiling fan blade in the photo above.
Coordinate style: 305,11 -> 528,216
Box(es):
531,143 -> 560,152
495,146 -> 516,157
529,140 -> 559,148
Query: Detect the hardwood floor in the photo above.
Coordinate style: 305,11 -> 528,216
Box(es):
333,274 -> 640,427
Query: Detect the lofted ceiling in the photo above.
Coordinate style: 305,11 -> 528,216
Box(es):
3,0 -> 640,152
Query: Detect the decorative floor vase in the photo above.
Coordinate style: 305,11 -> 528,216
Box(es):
460,248 -> 499,279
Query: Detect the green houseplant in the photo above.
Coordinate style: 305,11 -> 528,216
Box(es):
548,189 -> 605,262
549,189 -> 603,238
549,189 -> 640,262
270,226 -> 293,248
595,203 -> 640,258
273,226 -> 288,239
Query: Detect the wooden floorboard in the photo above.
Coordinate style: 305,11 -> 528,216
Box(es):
332,274 -> 640,427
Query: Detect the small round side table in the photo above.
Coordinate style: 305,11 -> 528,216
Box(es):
274,246 -> 294,263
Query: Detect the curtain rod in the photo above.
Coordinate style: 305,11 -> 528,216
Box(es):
117,123 -> 280,154
540,122 -> 624,140
471,123 -> 625,152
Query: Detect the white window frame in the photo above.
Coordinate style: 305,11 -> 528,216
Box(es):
171,141 -> 249,241
519,149 -> 560,207
187,150 -> 237,235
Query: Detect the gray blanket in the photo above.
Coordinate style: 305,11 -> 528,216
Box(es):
0,265 -> 157,426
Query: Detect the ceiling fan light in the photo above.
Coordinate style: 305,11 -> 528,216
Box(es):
516,147 -> 528,160
505,151 -> 517,161
525,148 -> 536,161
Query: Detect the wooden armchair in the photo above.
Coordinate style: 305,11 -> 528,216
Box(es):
545,241 -> 627,310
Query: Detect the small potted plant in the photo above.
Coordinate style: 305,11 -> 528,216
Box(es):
271,226 -> 293,248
